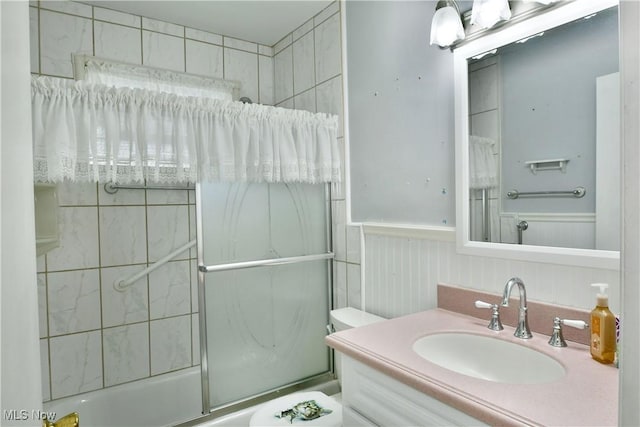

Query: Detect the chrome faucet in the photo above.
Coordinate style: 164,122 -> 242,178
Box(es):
501,277 -> 533,339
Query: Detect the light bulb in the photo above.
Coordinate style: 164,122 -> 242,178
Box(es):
471,0 -> 512,29
430,5 -> 465,47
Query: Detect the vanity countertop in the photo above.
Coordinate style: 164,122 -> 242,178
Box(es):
326,308 -> 618,427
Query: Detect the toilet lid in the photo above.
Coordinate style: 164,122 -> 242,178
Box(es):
249,391 -> 342,426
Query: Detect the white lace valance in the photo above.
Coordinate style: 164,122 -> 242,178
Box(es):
31,76 -> 341,184
469,135 -> 498,189
77,56 -> 239,101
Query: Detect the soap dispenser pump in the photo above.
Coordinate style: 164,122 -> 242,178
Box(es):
590,283 -> 616,364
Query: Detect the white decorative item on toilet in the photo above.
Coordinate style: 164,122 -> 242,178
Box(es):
248,308 -> 386,427
248,391 -> 341,426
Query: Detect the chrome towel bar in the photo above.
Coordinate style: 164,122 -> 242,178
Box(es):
199,252 -> 334,273
506,186 -> 585,199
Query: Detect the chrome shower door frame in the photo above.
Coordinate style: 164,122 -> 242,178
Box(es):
194,182 -> 335,418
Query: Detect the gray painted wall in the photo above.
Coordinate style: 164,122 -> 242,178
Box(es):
346,1 -> 456,225
501,7 -> 618,213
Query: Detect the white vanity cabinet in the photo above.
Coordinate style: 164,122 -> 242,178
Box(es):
340,356 -> 487,427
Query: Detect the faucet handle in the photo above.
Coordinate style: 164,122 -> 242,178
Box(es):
475,300 -> 504,331
548,317 -> 589,347
562,319 -> 588,330
474,300 -> 492,309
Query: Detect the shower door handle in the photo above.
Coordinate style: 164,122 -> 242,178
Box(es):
199,252 -> 335,273
517,220 -> 528,245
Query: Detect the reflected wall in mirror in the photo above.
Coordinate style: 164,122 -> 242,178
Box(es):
467,5 -> 619,251
454,0 -> 620,269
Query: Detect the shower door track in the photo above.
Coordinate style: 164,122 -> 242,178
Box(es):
176,371 -> 336,427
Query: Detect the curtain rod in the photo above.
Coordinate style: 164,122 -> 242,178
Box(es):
104,182 -> 195,194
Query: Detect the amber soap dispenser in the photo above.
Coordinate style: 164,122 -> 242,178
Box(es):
590,283 -> 616,364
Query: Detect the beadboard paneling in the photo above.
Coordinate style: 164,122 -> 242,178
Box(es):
363,227 -> 620,319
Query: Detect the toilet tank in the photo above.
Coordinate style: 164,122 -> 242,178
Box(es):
330,307 -> 385,332
329,308 -> 385,384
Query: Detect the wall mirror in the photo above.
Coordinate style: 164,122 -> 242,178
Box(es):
454,0 -> 620,269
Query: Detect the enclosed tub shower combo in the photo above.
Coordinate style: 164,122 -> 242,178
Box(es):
34,55 -> 342,426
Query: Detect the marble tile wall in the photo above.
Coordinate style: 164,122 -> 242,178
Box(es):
30,0 -> 274,104
30,0 -> 351,403
36,183 -> 199,402
271,2 -> 359,311
29,0 -> 272,402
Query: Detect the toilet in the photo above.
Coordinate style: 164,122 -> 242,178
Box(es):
248,307 -> 386,427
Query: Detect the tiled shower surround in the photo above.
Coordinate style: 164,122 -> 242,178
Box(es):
30,0 -> 360,402
36,185 -> 199,401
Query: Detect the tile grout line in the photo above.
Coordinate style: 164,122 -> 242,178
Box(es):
183,25 -> 187,73
44,268 -> 53,401
257,47 -> 261,104
313,19 -> 318,113
36,3 -> 42,75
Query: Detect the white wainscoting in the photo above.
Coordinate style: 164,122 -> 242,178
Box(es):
500,212 -> 596,249
361,224 -> 620,320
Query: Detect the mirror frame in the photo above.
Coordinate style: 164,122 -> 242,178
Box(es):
454,0 -> 620,270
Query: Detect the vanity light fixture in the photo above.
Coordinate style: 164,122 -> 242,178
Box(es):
470,0 -> 512,29
430,0 -> 465,48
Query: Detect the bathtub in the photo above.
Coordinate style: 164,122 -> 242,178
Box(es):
44,367 -> 203,427
43,366 -> 341,427
184,381 -> 341,427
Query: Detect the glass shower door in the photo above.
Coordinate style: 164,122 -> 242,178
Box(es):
196,182 -> 332,411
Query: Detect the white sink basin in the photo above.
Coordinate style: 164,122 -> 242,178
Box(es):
412,333 -> 565,384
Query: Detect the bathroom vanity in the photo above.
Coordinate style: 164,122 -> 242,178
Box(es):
339,354 -> 486,426
326,308 -> 618,426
